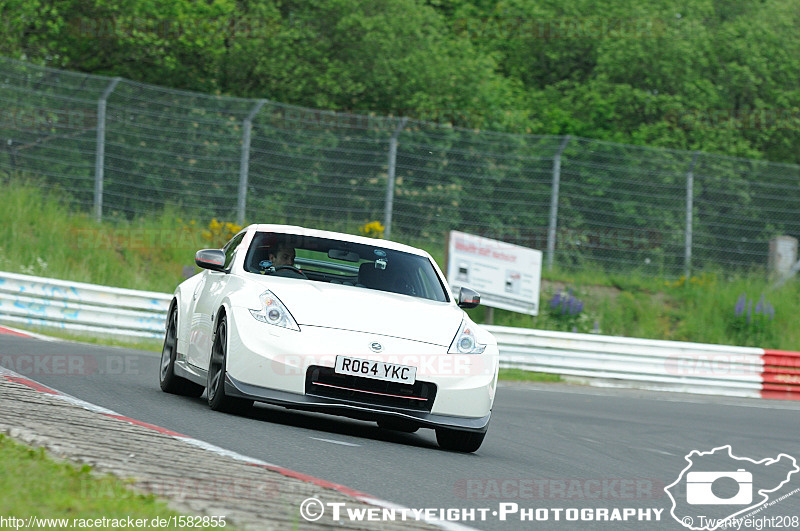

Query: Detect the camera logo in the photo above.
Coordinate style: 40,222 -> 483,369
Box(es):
666,446 -> 799,530
686,469 -> 752,505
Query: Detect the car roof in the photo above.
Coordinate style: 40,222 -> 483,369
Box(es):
247,224 -> 432,258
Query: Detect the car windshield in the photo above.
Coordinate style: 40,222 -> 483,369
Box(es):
243,232 -> 449,302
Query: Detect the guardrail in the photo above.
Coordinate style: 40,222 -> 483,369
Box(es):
486,325 -> 799,400
0,271 -> 797,400
486,325 -> 765,398
761,349 -> 800,400
0,271 -> 170,340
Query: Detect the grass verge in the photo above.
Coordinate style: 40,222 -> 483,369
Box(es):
0,434 -> 193,528
498,369 -> 562,382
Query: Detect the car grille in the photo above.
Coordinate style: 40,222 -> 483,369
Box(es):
305,366 -> 437,412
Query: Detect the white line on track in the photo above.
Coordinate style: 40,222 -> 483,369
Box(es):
627,446 -> 676,456
310,437 -> 361,447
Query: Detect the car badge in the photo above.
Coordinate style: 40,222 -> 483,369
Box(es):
369,342 -> 383,353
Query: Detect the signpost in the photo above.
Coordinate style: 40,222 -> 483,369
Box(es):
446,231 -> 542,318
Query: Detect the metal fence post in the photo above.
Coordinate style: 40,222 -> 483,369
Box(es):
94,77 -> 121,222
7,139 -> 16,171
685,151 -> 699,278
383,117 -> 408,240
546,135 -> 571,270
237,99 -> 268,226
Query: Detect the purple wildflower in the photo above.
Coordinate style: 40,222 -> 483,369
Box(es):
755,294 -> 765,315
550,292 -> 562,310
551,287 -> 584,319
734,293 -> 746,317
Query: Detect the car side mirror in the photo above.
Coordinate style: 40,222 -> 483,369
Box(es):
457,287 -> 481,309
195,249 -> 226,271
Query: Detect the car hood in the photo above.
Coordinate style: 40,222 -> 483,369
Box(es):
264,280 -> 463,347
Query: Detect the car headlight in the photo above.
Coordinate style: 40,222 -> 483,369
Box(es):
448,318 -> 486,354
249,290 -> 300,331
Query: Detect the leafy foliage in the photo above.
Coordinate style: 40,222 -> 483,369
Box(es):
2,0 -> 799,162
2,0 -> 800,279
729,292 -> 776,346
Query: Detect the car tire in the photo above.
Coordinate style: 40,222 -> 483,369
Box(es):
377,418 -> 419,433
207,314 -> 253,413
435,428 -> 486,453
159,306 -> 204,397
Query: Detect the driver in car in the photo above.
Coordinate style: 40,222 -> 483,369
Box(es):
269,244 -> 295,267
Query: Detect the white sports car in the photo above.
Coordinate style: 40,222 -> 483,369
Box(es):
159,224 -> 499,452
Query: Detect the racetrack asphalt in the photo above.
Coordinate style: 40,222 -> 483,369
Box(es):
1,334 -> 798,530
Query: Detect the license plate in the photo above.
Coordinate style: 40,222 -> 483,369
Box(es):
334,356 -> 417,385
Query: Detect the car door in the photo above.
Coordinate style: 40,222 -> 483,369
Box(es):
187,232 -> 245,370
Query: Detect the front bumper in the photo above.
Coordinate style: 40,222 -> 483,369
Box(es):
225,305 -> 499,422
224,373 -> 492,432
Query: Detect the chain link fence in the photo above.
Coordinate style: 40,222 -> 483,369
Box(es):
2,56 -> 799,278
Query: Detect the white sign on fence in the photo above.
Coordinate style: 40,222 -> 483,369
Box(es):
446,231 -> 542,315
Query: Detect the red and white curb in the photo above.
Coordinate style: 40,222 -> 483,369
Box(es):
0,363 -> 468,530
0,325 -> 57,341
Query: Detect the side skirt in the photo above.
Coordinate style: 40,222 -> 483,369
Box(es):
174,357 -> 207,387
